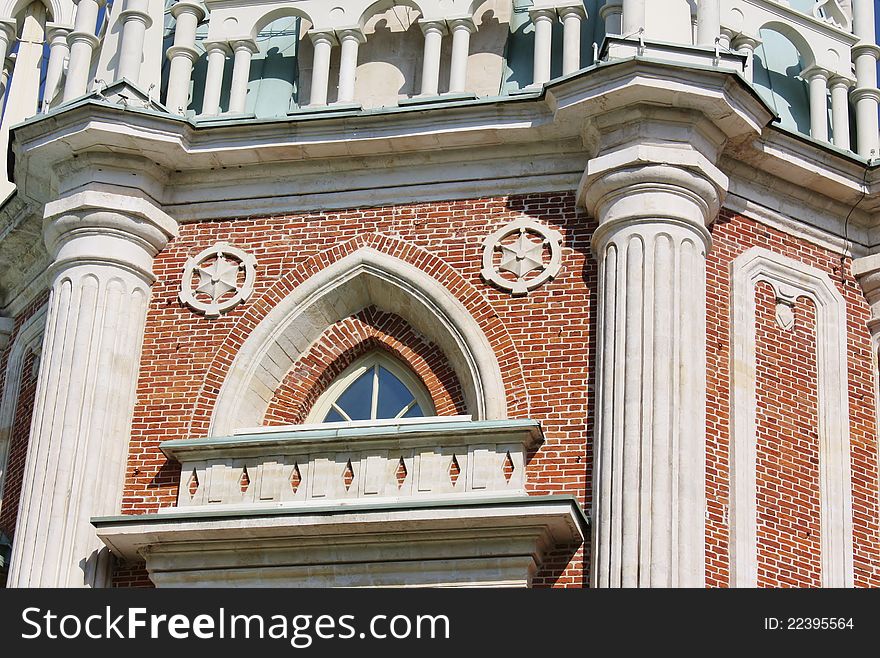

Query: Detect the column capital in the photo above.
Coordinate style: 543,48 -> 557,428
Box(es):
309,30 -> 338,47
43,189 -> 178,284
801,64 -> 831,82
119,2 -> 153,30
0,19 -> 16,43
851,86 -> 880,104
527,7 -> 558,21
170,0 -> 207,22
203,40 -> 232,56
45,22 -> 73,43
166,44 -> 200,63
336,27 -> 366,44
730,33 -> 761,51
829,74 -> 856,90
448,16 -> 477,33
852,42 -> 880,61
230,38 -> 259,54
418,19 -> 448,36
580,144 -> 728,247
599,0 -> 622,20
67,30 -> 101,49
73,0 -> 107,6
558,4 -> 588,20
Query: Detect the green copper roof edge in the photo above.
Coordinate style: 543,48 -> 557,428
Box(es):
91,493 -> 590,529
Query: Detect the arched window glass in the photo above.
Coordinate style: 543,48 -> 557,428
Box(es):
309,352 -> 435,423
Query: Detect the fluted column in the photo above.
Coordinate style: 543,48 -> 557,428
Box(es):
696,0 -> 720,47
419,20 -> 446,96
308,31 -> 336,107
165,1 -> 206,115
42,25 -> 71,112
64,0 -> 105,101
731,34 -> 759,83
530,9 -> 555,86
201,41 -> 230,116
852,0 -> 880,158
600,1 -> 622,35
228,39 -> 257,114
336,29 -> 365,104
581,144 -> 726,588
560,6 -> 585,76
6,189 -> 177,587
621,0 -> 645,35
829,76 -> 853,150
117,0 -> 152,84
802,66 -> 830,142
448,18 -> 475,94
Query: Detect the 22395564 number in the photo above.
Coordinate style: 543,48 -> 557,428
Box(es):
764,618 -> 854,630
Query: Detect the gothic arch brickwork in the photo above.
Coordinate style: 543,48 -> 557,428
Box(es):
263,306 -> 467,426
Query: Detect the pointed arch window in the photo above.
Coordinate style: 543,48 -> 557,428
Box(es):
309,352 -> 435,423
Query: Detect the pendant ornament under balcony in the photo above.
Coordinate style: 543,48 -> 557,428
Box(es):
481,218 -> 563,296
179,242 -> 257,318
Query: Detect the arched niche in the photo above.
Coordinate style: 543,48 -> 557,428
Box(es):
753,24 -> 813,136
209,248 -> 508,436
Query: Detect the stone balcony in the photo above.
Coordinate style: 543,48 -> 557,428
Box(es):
93,418 -> 588,587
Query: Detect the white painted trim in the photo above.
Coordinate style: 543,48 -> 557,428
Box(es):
209,247 -> 510,436
0,305 -> 47,516
730,247 -> 853,587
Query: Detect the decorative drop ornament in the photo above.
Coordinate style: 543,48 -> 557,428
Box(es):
179,242 -> 257,318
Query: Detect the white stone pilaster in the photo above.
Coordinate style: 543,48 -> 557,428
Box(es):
42,24 -> 71,112
529,8 -> 555,86
117,0 -> 152,84
448,18 -> 475,94
560,6 -> 585,76
829,76 -> 853,151
6,189 -> 177,588
336,29 -> 365,104
201,41 -> 231,116
419,20 -> 447,96
308,31 -> 336,107
581,140 -> 726,588
64,0 -> 106,102
228,39 -> 257,114
165,1 -> 206,115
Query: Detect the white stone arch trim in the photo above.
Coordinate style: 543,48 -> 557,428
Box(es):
209,247 -> 508,436
730,247 -> 853,588
0,304 -> 47,516
1,0 -> 72,24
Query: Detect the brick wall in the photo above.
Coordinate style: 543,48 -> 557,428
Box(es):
77,194 -> 876,589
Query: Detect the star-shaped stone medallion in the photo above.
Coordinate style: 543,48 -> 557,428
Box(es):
195,255 -> 240,301
497,228 -> 546,278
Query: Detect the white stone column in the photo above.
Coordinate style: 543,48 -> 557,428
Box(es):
117,0 -> 152,84
529,9 -> 555,86
0,19 -> 14,77
0,65 -> 11,112
696,0 -> 720,47
228,39 -> 257,114
6,189 -> 177,588
718,26 -> 734,50
621,0 -> 646,35
802,66 -> 830,142
600,0 -> 623,35
731,34 -> 759,82
419,20 -> 446,96
42,24 -> 71,112
829,76 -> 853,150
581,145 -> 726,588
448,18 -> 475,94
201,41 -> 230,116
560,6 -> 585,76
64,0 -> 105,102
308,31 -> 336,107
336,29 -> 365,104
165,1 -> 206,115
852,0 -> 880,157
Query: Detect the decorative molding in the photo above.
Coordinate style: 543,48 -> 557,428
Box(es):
730,247 -> 853,588
0,305 -> 47,516
178,242 -> 257,318
480,218 -> 563,296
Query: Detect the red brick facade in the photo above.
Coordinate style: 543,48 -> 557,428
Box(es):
3,194 -> 878,589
